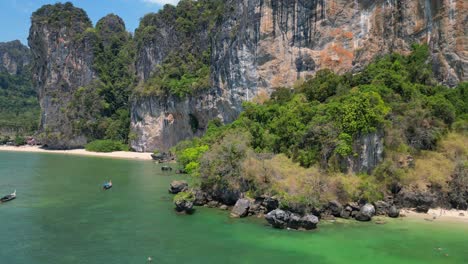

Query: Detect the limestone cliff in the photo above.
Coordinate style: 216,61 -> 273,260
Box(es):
0,40 -> 30,75
131,0 -> 466,155
28,3 -> 96,149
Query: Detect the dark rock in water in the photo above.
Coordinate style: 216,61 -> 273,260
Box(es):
175,201 -> 194,214
265,209 -> 290,229
168,180 -> 188,194
175,200 -> 194,214
151,153 -> 165,161
328,200 -> 343,217
287,213 -> 302,229
356,204 -> 376,222
388,205 -> 400,218
206,201 -> 220,208
161,165 -> 173,171
300,214 -> 319,230
191,188 -> 208,206
262,196 -> 279,212
231,198 -> 251,218
374,201 -> 390,216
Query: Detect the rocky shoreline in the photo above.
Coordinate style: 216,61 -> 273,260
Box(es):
168,181 -> 412,230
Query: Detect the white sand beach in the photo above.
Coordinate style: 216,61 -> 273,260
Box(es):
401,208 -> 468,223
0,145 -> 153,160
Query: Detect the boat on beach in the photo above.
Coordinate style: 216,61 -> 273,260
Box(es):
103,180 -> 112,190
0,190 -> 16,203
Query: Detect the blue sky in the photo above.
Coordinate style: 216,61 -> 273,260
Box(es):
0,0 -> 181,45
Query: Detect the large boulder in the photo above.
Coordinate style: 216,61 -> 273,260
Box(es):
231,198 -> 251,218
328,200 -> 343,217
192,188 -> 208,206
262,196 -> 279,212
169,180 -> 188,194
287,213 -> 302,229
395,189 -> 435,213
340,206 -> 353,219
265,209 -> 290,229
355,204 -> 376,222
373,201 -> 390,216
300,214 -> 319,230
174,191 -> 195,214
388,205 -> 400,218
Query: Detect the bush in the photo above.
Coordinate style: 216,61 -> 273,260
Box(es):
85,140 -> 129,152
173,191 -> 195,203
14,135 -> 26,146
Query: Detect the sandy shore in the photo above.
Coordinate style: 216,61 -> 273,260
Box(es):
0,145 -> 153,160
401,208 -> 468,223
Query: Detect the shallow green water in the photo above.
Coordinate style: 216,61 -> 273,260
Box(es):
0,151 -> 467,264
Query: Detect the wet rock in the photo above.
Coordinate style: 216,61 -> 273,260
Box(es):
374,201 -> 390,216
355,204 -> 376,222
300,214 -> 319,230
287,213 -> 302,229
161,166 -> 173,171
388,205 -> 400,218
174,192 -> 194,214
206,201 -> 220,208
219,205 -> 228,210
265,209 -> 290,229
168,180 -> 188,194
231,198 -> 251,218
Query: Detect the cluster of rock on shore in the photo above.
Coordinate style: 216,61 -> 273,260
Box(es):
169,180 -> 401,230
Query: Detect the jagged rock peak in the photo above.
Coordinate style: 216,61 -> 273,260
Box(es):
96,14 -> 128,48
28,2 -> 96,149
30,2 -> 92,31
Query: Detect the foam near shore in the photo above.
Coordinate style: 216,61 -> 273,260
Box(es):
0,145 -> 153,160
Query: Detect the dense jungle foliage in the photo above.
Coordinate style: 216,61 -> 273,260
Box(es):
174,45 -> 468,208
67,14 -> 135,148
0,67 -> 39,137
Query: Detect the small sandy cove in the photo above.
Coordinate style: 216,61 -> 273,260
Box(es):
402,208 -> 468,224
0,145 -> 153,160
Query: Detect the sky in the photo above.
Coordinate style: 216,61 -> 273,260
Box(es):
0,0 -> 181,45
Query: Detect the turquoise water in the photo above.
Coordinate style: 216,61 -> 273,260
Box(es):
0,151 -> 467,264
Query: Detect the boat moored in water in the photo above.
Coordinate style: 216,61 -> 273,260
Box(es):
103,180 -> 113,190
0,190 -> 16,203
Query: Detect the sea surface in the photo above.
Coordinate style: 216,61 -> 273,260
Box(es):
1,151 -> 467,264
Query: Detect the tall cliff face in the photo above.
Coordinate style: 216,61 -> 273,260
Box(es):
130,2 -> 235,152
0,40 -> 30,75
213,0 -> 466,94
28,3 -> 96,149
131,0 -> 466,153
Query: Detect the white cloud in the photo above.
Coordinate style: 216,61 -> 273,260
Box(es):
142,0 -> 180,5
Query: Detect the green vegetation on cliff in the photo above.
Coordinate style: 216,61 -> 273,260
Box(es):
66,14 -> 135,147
175,45 -> 468,208
0,66 -> 39,136
134,0 -> 225,97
